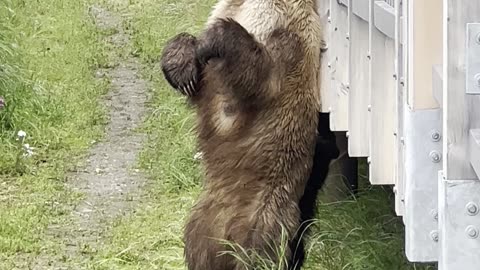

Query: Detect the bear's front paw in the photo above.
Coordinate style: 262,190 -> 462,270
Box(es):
161,33 -> 201,97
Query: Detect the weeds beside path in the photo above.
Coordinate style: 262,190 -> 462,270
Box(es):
1,0 -> 149,268
33,3 -> 149,268
0,0 -> 109,268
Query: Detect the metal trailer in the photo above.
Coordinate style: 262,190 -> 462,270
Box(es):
316,0 -> 480,268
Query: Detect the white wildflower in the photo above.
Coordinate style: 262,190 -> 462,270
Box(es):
17,130 -> 27,140
23,143 -> 35,157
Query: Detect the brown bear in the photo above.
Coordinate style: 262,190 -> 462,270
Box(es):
161,22 -> 317,270
160,1 -> 326,269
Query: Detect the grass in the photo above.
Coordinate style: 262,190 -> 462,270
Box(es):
308,178 -> 429,270
85,1 -> 436,270
0,0 -> 109,268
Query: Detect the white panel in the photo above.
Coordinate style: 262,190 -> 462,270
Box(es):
393,0 -> 406,216
438,176 -> 480,270
404,108 -> 442,262
374,1 -> 396,39
317,0 -> 333,112
432,65 -> 443,106
407,0 -> 442,110
471,129 -> 480,179
401,0 -> 442,220
329,0 -> 349,131
368,0 -> 396,185
440,2 -> 480,269
348,3 -> 370,157
443,0 -> 480,180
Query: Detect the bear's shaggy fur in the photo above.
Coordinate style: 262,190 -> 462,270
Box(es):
160,1 -> 329,269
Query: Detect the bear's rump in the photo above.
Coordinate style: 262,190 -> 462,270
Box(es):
185,186 -> 300,266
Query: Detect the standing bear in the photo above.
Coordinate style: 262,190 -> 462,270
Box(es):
160,0 -> 332,269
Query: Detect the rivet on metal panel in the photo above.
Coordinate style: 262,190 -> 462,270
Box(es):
400,137 -> 405,145
430,231 -> 439,242
475,73 -> 480,88
327,62 -> 331,68
466,226 -> 479,239
346,131 -> 350,138
430,130 -> 441,142
466,24 -> 480,94
367,105 -> 371,112
467,202 -> 479,216
429,151 -> 442,163
430,209 -> 438,221
393,187 -> 397,194
328,16 -> 331,23
393,73 -> 397,80
367,157 -> 371,164
346,33 -> 350,40
366,52 -> 371,60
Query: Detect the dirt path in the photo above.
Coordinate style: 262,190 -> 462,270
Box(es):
70,2 -> 147,241
34,3 -> 148,268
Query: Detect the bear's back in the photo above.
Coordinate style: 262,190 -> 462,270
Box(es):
195,0 -> 322,188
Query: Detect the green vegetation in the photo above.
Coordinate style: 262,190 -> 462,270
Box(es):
0,0 -> 109,267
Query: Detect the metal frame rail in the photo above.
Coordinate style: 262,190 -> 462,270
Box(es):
316,0 -> 480,268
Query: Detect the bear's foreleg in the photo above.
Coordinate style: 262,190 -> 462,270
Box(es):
195,18 -> 275,103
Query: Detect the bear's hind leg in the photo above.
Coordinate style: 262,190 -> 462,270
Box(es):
288,113 -> 340,270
